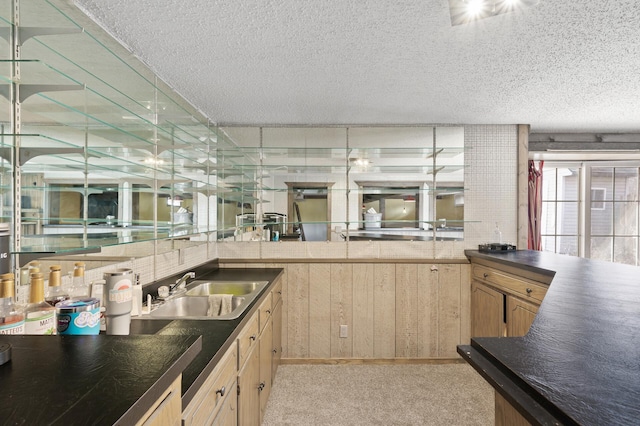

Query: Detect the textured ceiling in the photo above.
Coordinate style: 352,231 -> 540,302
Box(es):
74,0 -> 640,133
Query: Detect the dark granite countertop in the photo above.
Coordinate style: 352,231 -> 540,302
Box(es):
0,334 -> 201,426
131,267 -> 284,407
460,250 -> 640,426
0,266 -> 282,425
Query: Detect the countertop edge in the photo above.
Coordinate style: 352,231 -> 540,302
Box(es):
457,345 -> 565,426
117,335 -> 203,425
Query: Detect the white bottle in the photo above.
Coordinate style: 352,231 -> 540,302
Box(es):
0,275 -> 25,335
493,222 -> 502,244
70,262 -> 89,297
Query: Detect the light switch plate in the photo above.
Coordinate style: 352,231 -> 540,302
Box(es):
339,325 -> 348,338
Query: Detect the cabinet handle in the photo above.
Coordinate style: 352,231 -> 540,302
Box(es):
258,382 -> 265,391
273,348 -> 277,354
483,273 -> 489,278
266,309 -> 271,314
277,291 -> 282,295
526,288 -> 533,294
250,335 -> 257,341
216,386 -> 226,397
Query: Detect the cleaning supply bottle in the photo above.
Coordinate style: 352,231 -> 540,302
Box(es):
0,274 -> 25,335
45,265 -> 69,307
24,273 -> 56,335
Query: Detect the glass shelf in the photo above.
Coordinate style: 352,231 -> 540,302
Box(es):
1,0 -> 218,256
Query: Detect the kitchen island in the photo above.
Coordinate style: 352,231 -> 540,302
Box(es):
460,250 -> 640,426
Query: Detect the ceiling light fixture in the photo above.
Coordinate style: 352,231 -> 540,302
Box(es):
449,0 -> 540,26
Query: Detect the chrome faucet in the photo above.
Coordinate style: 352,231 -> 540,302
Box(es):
170,271 -> 195,294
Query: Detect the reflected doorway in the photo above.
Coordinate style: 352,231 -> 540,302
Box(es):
360,185 -> 420,228
286,182 -> 333,241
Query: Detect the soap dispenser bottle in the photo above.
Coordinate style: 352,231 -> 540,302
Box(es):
493,222 -> 502,244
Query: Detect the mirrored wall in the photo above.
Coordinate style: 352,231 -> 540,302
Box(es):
0,0 -> 216,264
217,126 -> 466,242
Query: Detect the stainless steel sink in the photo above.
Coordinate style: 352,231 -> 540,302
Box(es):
185,281 -> 268,296
145,280 -> 268,320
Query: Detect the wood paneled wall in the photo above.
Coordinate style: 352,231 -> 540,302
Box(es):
221,262 -> 470,360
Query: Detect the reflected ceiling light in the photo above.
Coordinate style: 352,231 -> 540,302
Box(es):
449,0 -> 540,26
143,157 -> 164,165
350,158 -> 372,167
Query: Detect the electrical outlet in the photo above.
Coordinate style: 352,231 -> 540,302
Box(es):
339,325 -> 348,338
178,249 -> 185,265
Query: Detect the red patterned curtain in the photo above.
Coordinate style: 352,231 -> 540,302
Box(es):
528,160 -> 544,250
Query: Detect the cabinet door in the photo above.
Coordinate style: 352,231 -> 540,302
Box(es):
259,319 -> 273,424
471,280 -> 505,338
212,382 -> 237,426
506,296 -> 539,337
237,345 -> 260,426
272,298 -> 283,381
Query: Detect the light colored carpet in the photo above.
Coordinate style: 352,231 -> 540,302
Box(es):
262,363 -> 494,426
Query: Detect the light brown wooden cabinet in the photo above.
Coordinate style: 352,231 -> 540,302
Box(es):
470,258 -> 549,338
471,280 -> 505,338
237,277 -> 283,426
506,296 -> 539,338
137,375 -> 182,426
259,319 -> 273,424
495,391 -> 531,426
237,336 -> 261,426
271,297 -> 283,380
212,382 -> 238,426
182,343 -> 238,426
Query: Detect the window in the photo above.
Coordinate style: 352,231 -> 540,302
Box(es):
590,188 -> 606,210
541,166 -> 580,256
541,162 -> 640,266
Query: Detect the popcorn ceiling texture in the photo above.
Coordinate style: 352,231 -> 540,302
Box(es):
76,0 -> 640,132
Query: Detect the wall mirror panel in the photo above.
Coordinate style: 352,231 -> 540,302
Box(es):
1,0 -> 215,265
217,126 -> 465,242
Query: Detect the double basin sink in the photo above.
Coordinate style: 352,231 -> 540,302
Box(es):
144,280 -> 269,320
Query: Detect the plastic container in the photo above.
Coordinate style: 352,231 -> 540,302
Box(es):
55,298 -> 101,335
364,213 -> 382,229
0,223 -> 10,275
103,268 -> 133,335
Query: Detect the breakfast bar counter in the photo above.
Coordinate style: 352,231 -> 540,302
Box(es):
459,250 -> 640,425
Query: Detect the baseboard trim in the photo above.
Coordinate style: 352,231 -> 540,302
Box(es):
281,358 -> 465,365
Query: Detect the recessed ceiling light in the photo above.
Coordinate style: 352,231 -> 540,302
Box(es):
449,0 -> 540,26
465,0 -> 487,17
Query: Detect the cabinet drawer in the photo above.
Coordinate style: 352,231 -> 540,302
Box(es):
183,345 -> 238,426
271,279 -> 283,308
258,292 -> 272,333
137,375 -> 181,426
237,313 -> 259,369
472,264 -> 547,304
